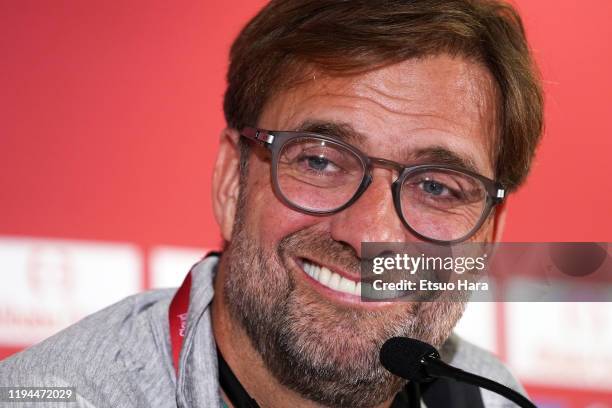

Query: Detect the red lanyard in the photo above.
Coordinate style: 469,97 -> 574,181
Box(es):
169,271 -> 192,375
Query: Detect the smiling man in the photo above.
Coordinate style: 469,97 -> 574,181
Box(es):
0,1 -> 543,407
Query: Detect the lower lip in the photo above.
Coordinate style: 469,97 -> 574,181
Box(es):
293,258 -> 394,308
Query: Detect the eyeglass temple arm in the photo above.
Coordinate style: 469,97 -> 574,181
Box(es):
241,127 -> 275,145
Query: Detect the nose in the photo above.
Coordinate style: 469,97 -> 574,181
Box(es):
329,170 -> 418,258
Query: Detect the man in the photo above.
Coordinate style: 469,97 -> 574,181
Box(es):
0,0 -> 543,407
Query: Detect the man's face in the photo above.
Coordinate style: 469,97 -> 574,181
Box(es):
217,54 -> 500,408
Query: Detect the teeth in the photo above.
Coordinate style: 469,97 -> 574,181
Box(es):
304,263 -> 312,275
313,266 -> 321,281
339,277 -> 356,294
328,272 -> 341,290
302,260 -> 362,297
319,266 -> 331,285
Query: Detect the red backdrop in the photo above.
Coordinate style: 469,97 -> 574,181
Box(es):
1,1 -> 611,406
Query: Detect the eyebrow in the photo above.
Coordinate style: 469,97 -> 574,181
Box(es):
294,120 -> 367,145
408,146 -> 480,174
292,119 -> 481,174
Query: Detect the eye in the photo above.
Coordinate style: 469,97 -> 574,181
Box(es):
306,155 -> 332,171
421,180 -> 449,196
297,153 -> 342,174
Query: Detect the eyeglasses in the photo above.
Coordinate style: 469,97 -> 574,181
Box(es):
240,127 -> 506,244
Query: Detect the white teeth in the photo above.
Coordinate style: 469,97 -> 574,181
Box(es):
302,261 -> 361,297
313,266 -> 321,281
339,277 -> 356,294
319,267 -> 331,286
328,272 -> 341,290
304,263 -> 312,275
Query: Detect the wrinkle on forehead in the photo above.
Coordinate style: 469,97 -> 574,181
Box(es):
350,56 -> 499,149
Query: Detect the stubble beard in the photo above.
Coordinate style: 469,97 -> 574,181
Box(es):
222,197 -> 466,408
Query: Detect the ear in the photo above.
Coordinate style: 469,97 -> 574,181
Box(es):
491,200 -> 508,242
212,128 -> 242,241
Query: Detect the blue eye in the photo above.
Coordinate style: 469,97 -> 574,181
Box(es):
422,180 -> 446,196
307,156 -> 330,171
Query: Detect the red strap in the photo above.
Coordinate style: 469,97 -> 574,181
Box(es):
169,271 -> 192,375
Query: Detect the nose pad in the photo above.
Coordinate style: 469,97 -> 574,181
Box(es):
329,171 -> 411,257
362,173 -> 373,192
343,172 -> 373,208
345,170 -> 400,218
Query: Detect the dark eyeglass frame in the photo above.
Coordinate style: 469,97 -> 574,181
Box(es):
240,126 -> 506,244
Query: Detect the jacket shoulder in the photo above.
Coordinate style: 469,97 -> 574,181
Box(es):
443,333 -> 527,407
0,289 -> 177,407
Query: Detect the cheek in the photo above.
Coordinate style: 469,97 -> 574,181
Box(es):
244,158 -> 324,248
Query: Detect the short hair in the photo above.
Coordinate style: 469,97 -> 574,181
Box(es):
224,0 -> 544,191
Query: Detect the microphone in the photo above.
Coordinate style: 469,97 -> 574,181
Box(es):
380,337 -> 536,408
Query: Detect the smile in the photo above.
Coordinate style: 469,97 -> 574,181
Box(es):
301,259 -> 362,297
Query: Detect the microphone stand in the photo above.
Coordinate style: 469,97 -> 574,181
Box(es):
406,381 -> 421,408
422,357 -> 536,408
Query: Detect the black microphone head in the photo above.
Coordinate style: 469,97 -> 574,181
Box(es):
379,337 -> 440,382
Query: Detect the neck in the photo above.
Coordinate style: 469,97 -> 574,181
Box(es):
211,254 -> 395,408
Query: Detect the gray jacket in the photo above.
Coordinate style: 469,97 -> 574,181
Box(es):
0,254 -> 526,407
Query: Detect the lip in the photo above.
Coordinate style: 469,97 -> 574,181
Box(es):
292,257 -> 396,308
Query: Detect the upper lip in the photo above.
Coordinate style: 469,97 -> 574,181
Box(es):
297,256 -> 362,282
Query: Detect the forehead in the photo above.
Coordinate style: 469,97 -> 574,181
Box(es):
258,54 -> 500,176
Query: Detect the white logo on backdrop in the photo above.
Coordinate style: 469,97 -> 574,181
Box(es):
0,236 -> 142,345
